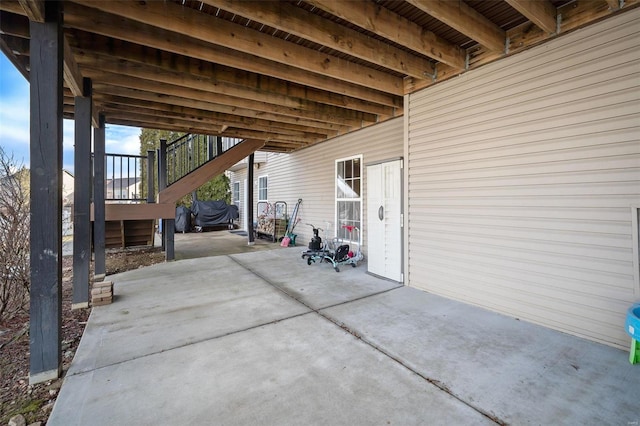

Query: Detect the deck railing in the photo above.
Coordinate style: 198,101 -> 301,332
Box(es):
104,153 -> 146,202
165,135 -> 242,186
97,135 -> 243,204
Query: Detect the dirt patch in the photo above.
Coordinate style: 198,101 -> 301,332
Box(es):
0,246 -> 165,424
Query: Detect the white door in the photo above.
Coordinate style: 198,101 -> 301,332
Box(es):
367,159 -> 402,282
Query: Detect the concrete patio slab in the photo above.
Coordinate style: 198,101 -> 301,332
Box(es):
50,313 -> 493,426
322,287 -> 640,425
174,230 -> 279,260
68,256 -> 310,375
230,248 -> 402,309
48,234 -> 640,425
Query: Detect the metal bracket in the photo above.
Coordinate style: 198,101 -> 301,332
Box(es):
556,13 -> 562,34
423,63 -> 437,82
465,51 -> 470,70
505,36 -> 510,55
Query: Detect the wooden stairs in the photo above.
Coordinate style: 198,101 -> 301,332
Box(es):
94,138 -> 264,249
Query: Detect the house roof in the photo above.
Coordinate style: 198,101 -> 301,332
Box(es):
1,0 -> 637,153
106,177 -> 141,190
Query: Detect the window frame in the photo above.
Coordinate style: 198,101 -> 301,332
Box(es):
232,181 -> 240,205
334,155 -> 363,243
258,175 -> 268,202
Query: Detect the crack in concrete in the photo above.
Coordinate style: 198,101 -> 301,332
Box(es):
230,255 -> 507,426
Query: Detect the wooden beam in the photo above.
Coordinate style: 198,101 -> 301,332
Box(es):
0,1 -> 26,15
0,34 -> 29,56
28,0 -> 62,385
68,0 -> 403,95
87,72 -> 375,127
102,114 -> 316,147
64,2 -> 400,106
103,113 -> 222,136
91,203 -> 176,221
405,0 -> 506,52
98,99 -> 334,139
75,55 -> 394,119
63,36 -> 83,97
216,127 -> 321,145
201,0 -> 435,78
0,35 -> 29,79
404,0 -> 631,95
100,104 -> 328,141
505,0 -> 557,34
18,0 -> 44,22
92,85 -> 352,133
159,139 -> 265,204
307,0 -> 463,72
0,11 -> 30,38
68,34 -> 402,111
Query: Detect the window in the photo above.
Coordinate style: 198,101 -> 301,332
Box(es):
258,176 -> 268,201
232,182 -> 240,205
335,156 -> 362,242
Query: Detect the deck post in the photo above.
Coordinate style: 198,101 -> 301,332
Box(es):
247,153 -> 255,245
207,136 -> 214,160
72,78 -> 92,309
28,0 -> 63,384
158,139 -> 174,259
165,219 -> 175,261
216,136 -> 223,156
158,140 -> 167,251
93,114 -> 106,280
146,150 -> 155,203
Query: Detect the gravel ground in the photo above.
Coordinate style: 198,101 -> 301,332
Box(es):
0,247 -> 165,425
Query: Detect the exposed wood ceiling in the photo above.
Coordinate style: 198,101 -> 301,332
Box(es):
1,0 -> 637,152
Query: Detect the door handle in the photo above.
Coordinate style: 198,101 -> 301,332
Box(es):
378,205 -> 384,221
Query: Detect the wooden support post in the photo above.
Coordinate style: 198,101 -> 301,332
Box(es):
72,77 -> 92,309
29,0 -> 63,385
158,140 -> 167,251
93,114 -> 106,280
146,150 -> 155,204
247,153 -> 255,245
146,150 -> 157,246
165,219 -> 175,261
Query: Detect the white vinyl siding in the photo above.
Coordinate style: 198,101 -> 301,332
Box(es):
406,9 -> 640,349
252,118 -> 403,254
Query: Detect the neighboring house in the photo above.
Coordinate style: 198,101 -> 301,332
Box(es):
62,169 -> 74,236
106,177 -> 141,201
229,12 -> 640,351
62,169 -> 74,206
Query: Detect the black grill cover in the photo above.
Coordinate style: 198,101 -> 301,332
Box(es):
191,200 -> 239,227
175,206 -> 191,232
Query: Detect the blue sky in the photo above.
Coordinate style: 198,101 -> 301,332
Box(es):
0,52 -> 141,174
